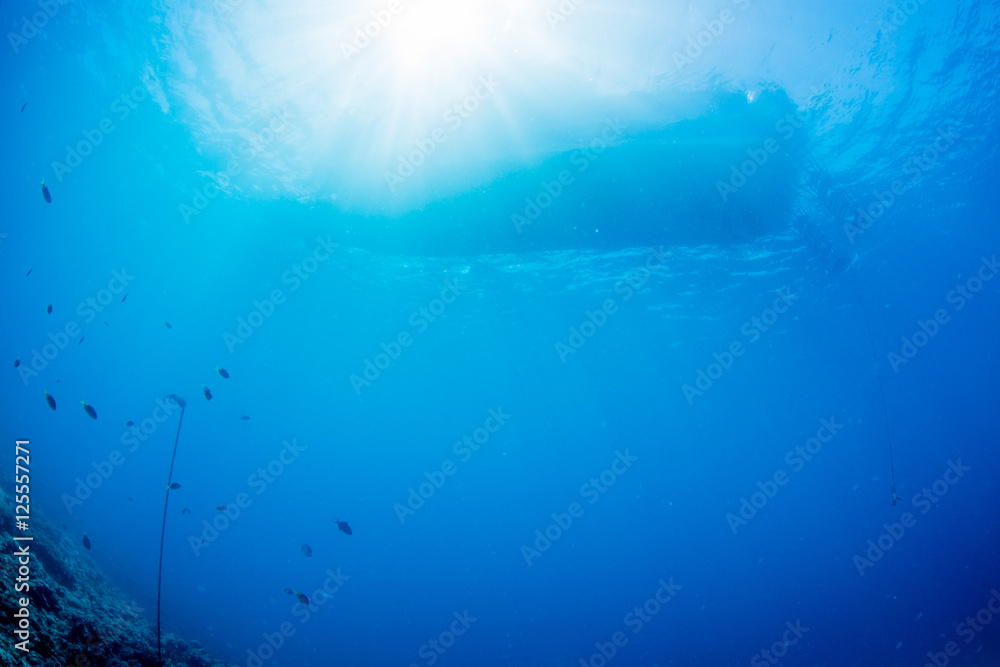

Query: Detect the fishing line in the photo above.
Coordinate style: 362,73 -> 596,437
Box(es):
157,394 -> 187,666
850,274 -> 899,504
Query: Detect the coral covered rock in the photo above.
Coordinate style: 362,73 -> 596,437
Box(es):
0,484 -> 233,666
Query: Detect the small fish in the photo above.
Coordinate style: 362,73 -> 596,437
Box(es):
25,268 -> 32,277
104,321 -> 110,326
47,304 -> 53,314
334,518 -> 352,536
14,357 -> 20,367
41,181 -> 51,204
82,401 -> 97,420
240,415 -> 250,420
21,102 -> 27,112
181,508 -> 191,515
215,505 -> 227,511
203,386 -> 212,401
127,497 -> 133,501
283,588 -> 293,596
124,420 -> 135,426
164,321 -> 172,329
168,483 -> 182,490
217,367 -> 230,379
78,336 -> 84,345
82,534 -> 91,550
293,590 -> 309,606
45,391 -> 56,411
121,293 -> 128,303
301,544 -> 313,557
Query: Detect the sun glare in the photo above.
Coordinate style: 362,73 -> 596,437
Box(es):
380,1 -> 510,87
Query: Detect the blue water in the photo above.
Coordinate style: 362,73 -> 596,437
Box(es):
3,1 -> 999,665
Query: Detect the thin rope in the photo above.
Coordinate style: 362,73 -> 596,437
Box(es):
851,274 -> 898,499
157,399 -> 187,665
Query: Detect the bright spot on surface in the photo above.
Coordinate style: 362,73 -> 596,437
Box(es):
389,1 -> 495,70
152,0 -> 852,213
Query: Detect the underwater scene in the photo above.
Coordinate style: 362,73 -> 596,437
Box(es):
2,0 -> 999,666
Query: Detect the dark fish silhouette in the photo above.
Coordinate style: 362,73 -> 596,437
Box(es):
82,401 -> 97,420
283,588 -> 309,606
104,321 -> 109,326
124,420 -> 135,426
121,293 -> 128,303
334,519 -> 352,536
240,415 -> 251,420
45,391 -> 56,410
301,544 -> 312,557
78,336 -> 84,345
82,534 -> 91,550
215,505 -> 227,511
168,483 -> 182,490
21,103 -> 27,112
47,304 -> 52,314
203,386 -> 212,401
25,268 -> 31,277
217,367 -> 230,379
164,321 -> 172,329
14,357 -> 20,367
41,181 -> 50,203
181,508 -> 191,515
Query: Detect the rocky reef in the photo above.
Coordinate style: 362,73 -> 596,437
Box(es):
0,482 -> 233,667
